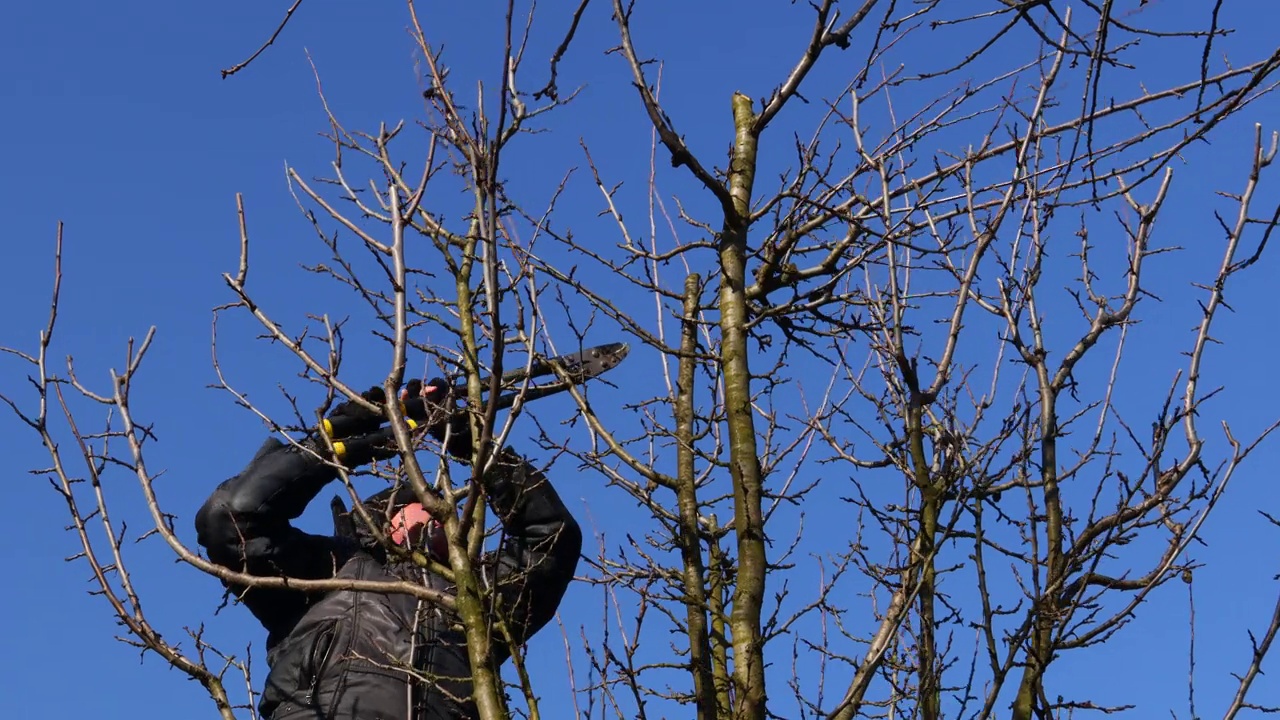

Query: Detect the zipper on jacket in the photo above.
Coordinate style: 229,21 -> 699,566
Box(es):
304,626 -> 337,704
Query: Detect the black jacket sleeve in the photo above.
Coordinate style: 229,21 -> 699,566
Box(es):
480,448 -> 583,649
195,437 -> 357,644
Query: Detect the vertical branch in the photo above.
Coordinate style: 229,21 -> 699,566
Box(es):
1011,358 -> 1061,720
674,273 -> 716,720
721,91 -> 767,720
385,183 -> 432,499
906,387 -> 942,720
707,517 -> 734,717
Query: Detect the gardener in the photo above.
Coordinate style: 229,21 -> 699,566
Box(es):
195,378 -> 582,720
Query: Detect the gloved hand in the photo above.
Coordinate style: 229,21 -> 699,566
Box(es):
323,382 -> 434,439
322,386 -> 390,439
406,377 -> 473,460
316,378 -> 472,465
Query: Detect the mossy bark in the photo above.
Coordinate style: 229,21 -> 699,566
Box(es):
675,274 -> 718,719
720,92 -> 768,720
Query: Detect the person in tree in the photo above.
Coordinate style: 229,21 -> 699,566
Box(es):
195,378 -> 582,720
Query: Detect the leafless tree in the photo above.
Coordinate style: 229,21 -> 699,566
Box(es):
6,1 -> 1280,719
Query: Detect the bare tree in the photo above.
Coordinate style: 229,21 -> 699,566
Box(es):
5,1 -> 1280,719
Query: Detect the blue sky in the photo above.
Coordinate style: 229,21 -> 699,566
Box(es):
3,1 -> 1280,718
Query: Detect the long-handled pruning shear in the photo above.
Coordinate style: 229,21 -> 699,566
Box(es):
317,343 -> 630,440
451,342 -> 630,410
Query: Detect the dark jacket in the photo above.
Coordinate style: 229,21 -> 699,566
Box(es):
194,438 -> 582,720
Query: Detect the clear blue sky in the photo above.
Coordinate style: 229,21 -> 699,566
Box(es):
3,1 -> 1280,718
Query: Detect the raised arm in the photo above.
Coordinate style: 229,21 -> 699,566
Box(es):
194,387 -> 412,642
480,448 -> 584,649
195,436 -> 356,641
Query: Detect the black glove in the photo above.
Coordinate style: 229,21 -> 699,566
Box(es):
318,379 -> 471,465
323,386 -> 390,439
324,382 -> 431,438
409,377 -> 472,460
328,427 -> 399,467
319,385 -> 409,467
